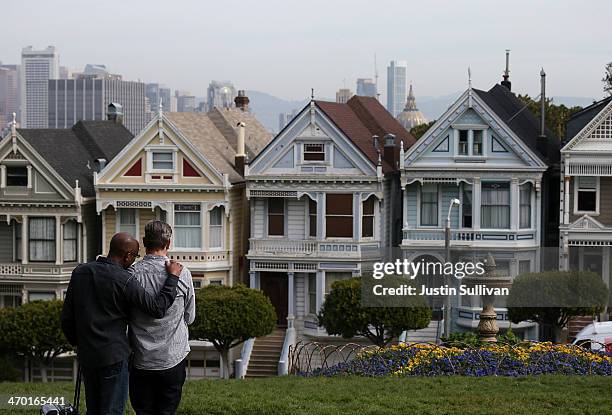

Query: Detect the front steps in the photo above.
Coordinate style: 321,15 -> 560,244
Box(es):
245,327 -> 285,378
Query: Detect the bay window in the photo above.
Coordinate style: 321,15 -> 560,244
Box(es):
420,184 -> 438,226
117,208 -> 137,237
519,183 -> 532,229
481,182 -> 510,229
575,176 -> 598,213
325,194 -> 353,238
29,218 -> 55,262
63,220 -> 78,262
308,199 -> 317,237
209,207 -> 223,249
175,204 -> 201,249
268,198 -> 285,236
362,196 -> 375,237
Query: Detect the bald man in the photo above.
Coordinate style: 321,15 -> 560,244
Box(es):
61,232 -> 183,415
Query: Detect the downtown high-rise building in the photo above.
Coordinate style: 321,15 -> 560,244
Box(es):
145,83 -> 172,113
386,60 -> 407,118
356,78 -> 377,97
207,81 -> 236,111
176,90 -> 196,112
21,46 -> 59,127
0,63 -> 20,128
336,88 -> 354,104
48,77 -> 148,135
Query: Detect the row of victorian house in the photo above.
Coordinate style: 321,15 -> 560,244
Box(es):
1,71 -> 611,379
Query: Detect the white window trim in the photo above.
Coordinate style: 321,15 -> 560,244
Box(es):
417,184 -> 441,228
479,181 -> 512,230
361,196 -> 377,240
146,147 -> 178,174
115,208 -> 140,240
324,193 -> 354,240
301,142 -> 327,165
265,198 -> 287,238
574,176 -> 600,216
173,203 -> 203,251
459,182 -> 473,230
208,207 -> 224,251
453,127 -> 488,159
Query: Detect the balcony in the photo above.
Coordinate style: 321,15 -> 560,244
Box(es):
402,228 -> 537,247
248,238 -> 380,259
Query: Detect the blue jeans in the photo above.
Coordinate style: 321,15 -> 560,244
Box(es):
81,359 -> 129,415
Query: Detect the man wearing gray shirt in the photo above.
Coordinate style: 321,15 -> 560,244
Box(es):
129,221 -> 196,415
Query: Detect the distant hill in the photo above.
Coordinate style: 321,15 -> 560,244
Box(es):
246,91 -> 310,133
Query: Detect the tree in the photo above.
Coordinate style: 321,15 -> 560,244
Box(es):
516,95 -> 582,140
0,300 -> 72,382
410,120 -> 436,140
603,62 -> 612,96
318,277 -> 431,347
190,284 -> 276,378
507,271 -> 608,342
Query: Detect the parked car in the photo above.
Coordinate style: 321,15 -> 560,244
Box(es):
572,322 -> 612,352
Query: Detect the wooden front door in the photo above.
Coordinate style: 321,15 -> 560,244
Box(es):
260,272 -> 288,327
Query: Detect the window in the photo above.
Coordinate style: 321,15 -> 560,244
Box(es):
458,130 -> 468,155
420,184 -> 438,226
117,209 -> 137,237
29,218 -> 55,262
472,130 -> 483,155
362,196 -> 375,237
462,184 -> 472,228
152,152 -> 174,171
481,182 -> 510,229
303,143 -> 325,161
326,194 -> 353,238
209,207 -> 223,249
308,274 -> 316,314
28,292 -> 56,302
520,183 -> 532,229
267,199 -> 285,236
175,204 -> 201,249
519,260 -> 531,275
63,220 -> 78,262
15,222 -> 21,261
6,166 -> 28,187
308,199 -> 317,237
495,261 -> 510,277
209,279 -> 223,286
575,177 -> 598,213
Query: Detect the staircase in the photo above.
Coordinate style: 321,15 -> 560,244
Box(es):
568,316 -> 596,341
245,328 -> 285,378
405,320 -> 441,344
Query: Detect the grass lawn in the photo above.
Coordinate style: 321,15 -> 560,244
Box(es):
1,376 -> 610,415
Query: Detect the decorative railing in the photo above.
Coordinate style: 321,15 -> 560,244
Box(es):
0,263 -> 23,276
248,239 -> 379,258
168,251 -> 229,262
0,263 -> 76,278
402,229 -> 535,244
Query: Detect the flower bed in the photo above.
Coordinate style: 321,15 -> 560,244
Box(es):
302,343 -> 612,377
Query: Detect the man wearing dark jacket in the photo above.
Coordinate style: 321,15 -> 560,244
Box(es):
61,232 -> 183,415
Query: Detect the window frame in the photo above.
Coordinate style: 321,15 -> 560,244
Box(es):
419,184 -> 439,227
480,181 -> 511,230
574,176 -> 600,215
361,196 -> 376,238
308,198 -> 317,238
6,165 -> 28,187
28,217 -> 56,262
302,143 -> 326,163
63,220 -> 78,262
519,182 -> 532,229
116,208 -> 138,239
325,194 -> 354,238
174,203 -> 203,250
267,198 -> 285,237
208,206 -> 224,250
460,182 -> 473,229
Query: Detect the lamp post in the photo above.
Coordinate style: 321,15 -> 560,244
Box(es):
444,198 -> 461,338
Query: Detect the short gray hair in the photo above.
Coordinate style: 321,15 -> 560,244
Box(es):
143,220 -> 172,250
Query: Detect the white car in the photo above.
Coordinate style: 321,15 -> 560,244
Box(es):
572,321 -> 612,352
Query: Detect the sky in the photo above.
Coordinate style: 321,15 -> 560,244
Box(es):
3,0 -> 611,102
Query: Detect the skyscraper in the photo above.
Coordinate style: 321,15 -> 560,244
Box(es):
207,81 -> 236,111
145,83 -> 172,113
176,91 -> 196,112
386,60 -> 407,118
21,46 -> 59,127
0,63 -> 20,127
356,78 -> 377,97
48,77 -> 148,135
336,88 -> 353,104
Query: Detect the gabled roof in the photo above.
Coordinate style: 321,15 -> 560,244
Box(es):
165,109 -> 272,184
315,96 -> 416,173
17,120 -> 133,197
474,84 -> 560,163
564,96 -> 612,143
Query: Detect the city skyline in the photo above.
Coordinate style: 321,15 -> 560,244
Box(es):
2,0 -> 611,104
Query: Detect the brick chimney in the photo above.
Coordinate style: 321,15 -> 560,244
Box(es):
234,90 -> 249,111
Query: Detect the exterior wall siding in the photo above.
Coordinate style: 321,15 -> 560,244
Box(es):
406,183 -> 418,227
104,209 -> 116,256
253,199 -> 265,238
569,177 -> 612,225
287,199 -> 306,239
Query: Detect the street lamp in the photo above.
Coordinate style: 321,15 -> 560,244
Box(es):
444,198 -> 461,338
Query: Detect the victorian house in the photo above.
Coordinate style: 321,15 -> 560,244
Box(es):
559,96 -> 612,317
400,72 -> 560,338
94,93 -> 271,290
0,112 -> 133,308
244,95 -> 415,347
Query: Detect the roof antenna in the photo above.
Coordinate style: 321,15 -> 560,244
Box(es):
374,53 -> 380,102
311,88 -> 315,100
501,49 -> 511,91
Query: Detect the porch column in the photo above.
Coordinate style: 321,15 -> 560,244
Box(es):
402,185 -> 408,229
77,222 -> 83,263
563,175 -> 570,225
81,223 -> 88,263
26,165 -> 33,189
510,178 -> 519,230
21,215 -> 28,265
473,178 -> 481,230
535,180 -> 542,243
315,270 -> 325,313
316,192 -> 325,240
353,192 -> 361,241
0,164 -> 5,188
287,272 -> 295,328
55,216 -> 62,265
249,270 -> 260,290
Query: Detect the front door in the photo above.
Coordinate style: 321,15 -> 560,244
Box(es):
260,272 -> 288,327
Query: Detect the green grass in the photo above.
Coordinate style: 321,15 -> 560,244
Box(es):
1,376 -> 611,415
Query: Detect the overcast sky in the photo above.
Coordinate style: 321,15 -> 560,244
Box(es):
3,0 -> 611,102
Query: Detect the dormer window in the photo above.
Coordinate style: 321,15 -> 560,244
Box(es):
7,166 -> 28,187
458,131 -> 468,155
303,143 -> 325,161
455,128 -> 486,158
472,130 -> 483,155
152,152 -> 174,171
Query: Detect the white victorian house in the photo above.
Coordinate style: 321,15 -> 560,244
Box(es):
400,78 -> 560,338
559,96 -> 612,318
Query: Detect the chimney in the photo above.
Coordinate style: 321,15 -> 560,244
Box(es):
383,133 -> 396,168
501,49 -> 511,91
234,90 -> 249,111
235,122 -> 246,176
537,68 -> 548,158
94,158 -> 107,172
107,103 -> 123,124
